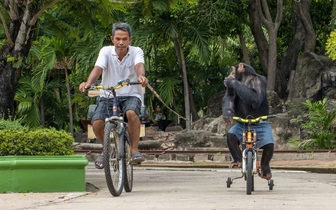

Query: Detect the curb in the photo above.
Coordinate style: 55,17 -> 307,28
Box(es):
138,161 -> 336,174
82,152 -> 336,174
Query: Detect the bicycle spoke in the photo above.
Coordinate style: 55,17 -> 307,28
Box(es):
103,123 -> 124,196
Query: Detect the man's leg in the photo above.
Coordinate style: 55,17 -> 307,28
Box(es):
90,97 -> 110,169
227,133 -> 242,168
126,110 -> 141,155
260,143 -> 274,180
121,96 -> 144,163
92,119 -> 104,144
126,109 -> 145,163
92,119 -> 105,169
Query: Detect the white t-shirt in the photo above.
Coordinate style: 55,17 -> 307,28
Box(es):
94,45 -> 144,102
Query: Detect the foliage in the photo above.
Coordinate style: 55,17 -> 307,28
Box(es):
291,98 -> 336,150
1,0 -> 335,131
325,29 -> 336,60
0,127 -> 74,156
310,1 -> 334,54
14,71 -> 66,129
0,118 -> 24,131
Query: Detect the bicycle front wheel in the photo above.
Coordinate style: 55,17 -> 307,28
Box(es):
103,122 -> 125,196
246,151 -> 253,195
123,131 -> 133,192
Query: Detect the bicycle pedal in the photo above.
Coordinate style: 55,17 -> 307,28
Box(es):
129,161 -> 141,165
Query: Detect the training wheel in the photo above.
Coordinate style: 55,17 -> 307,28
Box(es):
268,179 -> 274,190
226,177 -> 232,188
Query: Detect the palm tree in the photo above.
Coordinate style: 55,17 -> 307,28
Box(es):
128,1 -> 211,130
15,36 -> 69,129
15,72 -> 64,128
0,0 -> 128,123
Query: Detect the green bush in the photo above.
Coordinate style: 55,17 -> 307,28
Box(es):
0,127 -> 74,156
291,98 -> 336,150
0,118 -> 24,130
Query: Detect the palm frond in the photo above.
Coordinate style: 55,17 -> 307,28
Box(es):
158,77 -> 180,106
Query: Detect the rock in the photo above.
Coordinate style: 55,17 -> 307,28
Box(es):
165,125 -> 183,132
173,130 -> 226,150
139,140 -> 165,150
269,113 -> 300,150
207,91 -> 225,117
287,52 -> 335,101
267,91 -> 284,114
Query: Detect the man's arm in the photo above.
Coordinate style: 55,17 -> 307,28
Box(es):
135,63 -> 148,87
79,66 -> 103,92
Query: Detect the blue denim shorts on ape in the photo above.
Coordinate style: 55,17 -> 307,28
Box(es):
228,121 -> 274,148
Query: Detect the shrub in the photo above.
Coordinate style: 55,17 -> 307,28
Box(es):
0,118 -> 24,130
0,127 -> 74,156
291,98 -> 336,150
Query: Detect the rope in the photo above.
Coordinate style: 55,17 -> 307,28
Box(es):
146,83 -> 189,122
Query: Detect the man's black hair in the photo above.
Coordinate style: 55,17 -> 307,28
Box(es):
112,22 -> 132,37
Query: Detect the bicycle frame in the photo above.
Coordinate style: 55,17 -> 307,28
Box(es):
99,82 -> 128,160
241,129 -> 258,175
226,115 -> 275,194
89,79 -> 141,197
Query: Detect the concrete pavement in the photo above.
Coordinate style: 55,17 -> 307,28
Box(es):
1,158 -> 336,210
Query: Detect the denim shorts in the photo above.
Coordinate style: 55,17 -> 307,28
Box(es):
228,122 -> 274,148
91,96 -> 141,123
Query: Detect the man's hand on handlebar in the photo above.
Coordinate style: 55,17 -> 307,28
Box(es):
79,82 -> 92,93
138,75 -> 148,87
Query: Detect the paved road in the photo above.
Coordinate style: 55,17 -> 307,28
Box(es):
2,162 -> 335,210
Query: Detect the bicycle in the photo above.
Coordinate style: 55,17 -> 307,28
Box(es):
226,115 -> 275,195
88,79 -> 142,197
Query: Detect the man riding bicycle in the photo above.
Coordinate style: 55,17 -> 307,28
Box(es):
222,62 -> 274,180
79,22 -> 148,169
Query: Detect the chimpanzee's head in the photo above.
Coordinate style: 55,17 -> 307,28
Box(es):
232,63 -> 257,80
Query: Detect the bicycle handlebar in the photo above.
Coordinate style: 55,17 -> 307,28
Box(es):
89,79 -> 141,91
232,115 -> 276,123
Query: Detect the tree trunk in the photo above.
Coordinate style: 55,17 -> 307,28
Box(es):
0,62 -> 19,119
278,2 -> 305,99
188,84 -> 199,122
65,68 -> 74,136
277,1 -> 316,99
0,0 -> 62,119
248,1 -> 269,75
219,38 -> 225,60
256,0 -> 283,91
267,31 -> 278,91
173,37 -> 191,130
40,98 -> 45,126
0,1 -> 35,119
238,33 -> 251,65
296,0 -> 316,53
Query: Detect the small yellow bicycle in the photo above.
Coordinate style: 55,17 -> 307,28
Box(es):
226,115 -> 275,195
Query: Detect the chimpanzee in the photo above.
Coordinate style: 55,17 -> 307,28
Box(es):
222,62 -> 274,180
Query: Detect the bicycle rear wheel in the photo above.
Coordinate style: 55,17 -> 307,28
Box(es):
246,151 -> 253,195
103,122 -> 125,196
123,131 -> 133,192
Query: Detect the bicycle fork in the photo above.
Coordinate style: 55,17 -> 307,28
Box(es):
115,122 -> 125,160
231,148 -> 258,181
242,148 -> 258,174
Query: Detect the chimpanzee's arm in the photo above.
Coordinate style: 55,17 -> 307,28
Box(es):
222,88 -> 235,117
225,76 -> 267,109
